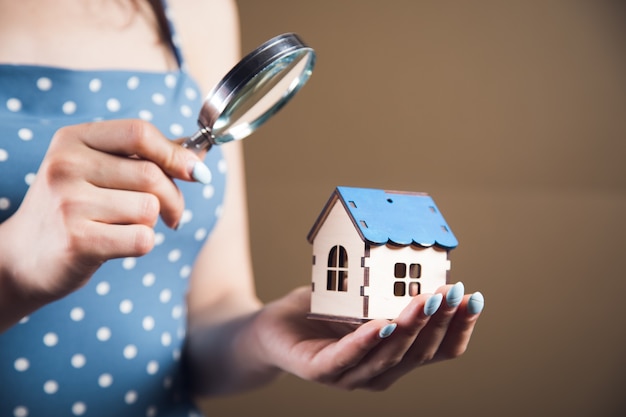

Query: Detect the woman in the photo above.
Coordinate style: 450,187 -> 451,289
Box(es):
0,1 -> 484,415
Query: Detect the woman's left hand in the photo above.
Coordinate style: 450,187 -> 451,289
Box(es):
248,283 -> 484,391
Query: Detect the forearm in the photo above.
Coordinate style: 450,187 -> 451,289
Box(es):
185,302 -> 283,397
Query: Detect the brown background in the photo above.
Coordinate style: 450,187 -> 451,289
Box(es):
202,1 -> 626,416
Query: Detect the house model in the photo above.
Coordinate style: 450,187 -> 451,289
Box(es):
307,186 -> 458,323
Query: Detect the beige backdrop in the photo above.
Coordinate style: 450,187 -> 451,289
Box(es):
202,1 -> 626,416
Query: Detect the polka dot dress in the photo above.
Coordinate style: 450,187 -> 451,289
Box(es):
0,7 -> 225,417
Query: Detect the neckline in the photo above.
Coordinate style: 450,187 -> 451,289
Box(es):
0,62 -> 183,77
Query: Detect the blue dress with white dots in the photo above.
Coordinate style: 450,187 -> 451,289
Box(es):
0,7 -> 225,417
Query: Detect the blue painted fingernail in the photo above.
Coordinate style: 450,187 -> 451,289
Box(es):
378,323 -> 397,339
191,161 -> 212,185
446,282 -> 465,308
467,292 -> 485,315
424,293 -> 443,316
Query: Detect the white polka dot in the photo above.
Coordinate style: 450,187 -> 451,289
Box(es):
215,205 -> 224,218
98,373 -> 113,388
179,266 -> 191,279
62,101 -> 77,115
172,348 -> 181,361
96,281 -> 110,295
0,148 -> 8,161
177,327 -> 186,340
96,326 -> 111,342
43,332 -> 58,347
142,273 -> 156,287
0,198 -> 10,210
18,316 -> 29,324
163,376 -> 173,389
7,98 -> 22,112
37,77 -> 52,91
167,249 -> 181,263
142,316 -> 155,331
152,93 -> 166,105
179,210 -> 192,225
106,98 -> 121,112
147,360 -> 159,375
89,78 -> 102,92
185,88 -> 197,100
138,109 -> 153,120
172,305 -> 183,319
71,354 -> 86,368
194,228 -> 207,241
161,332 -> 172,347
14,358 -> 29,372
18,128 -> 33,141
43,380 -> 58,394
218,159 -> 227,174
154,233 -> 165,245
180,104 -> 193,117
127,76 -> 140,90
70,307 -> 85,321
123,344 -> 138,359
159,289 -> 172,303
72,402 -> 86,416
13,406 -> 28,417
120,299 -> 133,314
122,257 -> 136,270
147,406 -> 157,417
24,173 -> 36,185
169,123 -> 184,136
202,184 -> 215,199
165,74 -> 177,88
125,390 -> 138,404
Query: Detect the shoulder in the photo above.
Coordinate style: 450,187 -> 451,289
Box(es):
166,0 -> 241,95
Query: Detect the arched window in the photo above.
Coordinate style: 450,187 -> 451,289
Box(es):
327,245 -> 348,292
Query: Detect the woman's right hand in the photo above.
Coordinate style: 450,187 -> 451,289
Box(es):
0,119 -> 208,329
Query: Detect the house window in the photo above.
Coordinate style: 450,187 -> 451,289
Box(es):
327,245 -> 348,292
393,262 -> 421,296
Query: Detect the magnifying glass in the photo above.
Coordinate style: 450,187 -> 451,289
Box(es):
182,33 -> 316,152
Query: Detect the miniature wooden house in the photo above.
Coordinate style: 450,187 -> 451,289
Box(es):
307,186 -> 458,323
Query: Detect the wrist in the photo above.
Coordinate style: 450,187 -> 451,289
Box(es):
0,221 -> 51,332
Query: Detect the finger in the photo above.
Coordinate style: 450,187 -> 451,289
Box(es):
65,119 -> 210,183
303,318 -> 392,383
84,153 -> 183,228
399,282 -> 466,364
432,292 -> 485,361
366,291 -> 485,391
73,221 -> 156,261
78,187 -> 161,228
334,292 -> 443,390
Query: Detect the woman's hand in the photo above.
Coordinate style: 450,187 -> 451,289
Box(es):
250,283 -> 484,391
0,119 -> 208,329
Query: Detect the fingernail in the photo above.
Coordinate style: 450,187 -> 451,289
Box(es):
424,293 -> 443,316
467,292 -> 485,315
378,323 -> 397,339
190,161 -> 212,185
446,282 -> 465,308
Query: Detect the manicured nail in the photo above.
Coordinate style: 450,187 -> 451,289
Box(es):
424,293 -> 443,316
446,282 -> 465,308
378,323 -> 397,339
190,161 -> 212,185
467,292 -> 485,315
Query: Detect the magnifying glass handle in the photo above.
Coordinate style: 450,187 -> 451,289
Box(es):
182,127 -> 214,154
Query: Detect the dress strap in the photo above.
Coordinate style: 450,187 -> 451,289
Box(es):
150,0 -> 185,69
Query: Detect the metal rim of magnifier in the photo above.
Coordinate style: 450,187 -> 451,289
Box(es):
194,32 -> 315,149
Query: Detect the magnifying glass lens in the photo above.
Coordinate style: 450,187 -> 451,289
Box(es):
182,33 -> 315,153
212,49 -> 314,144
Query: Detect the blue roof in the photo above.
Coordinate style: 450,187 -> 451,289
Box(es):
308,186 -> 458,249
